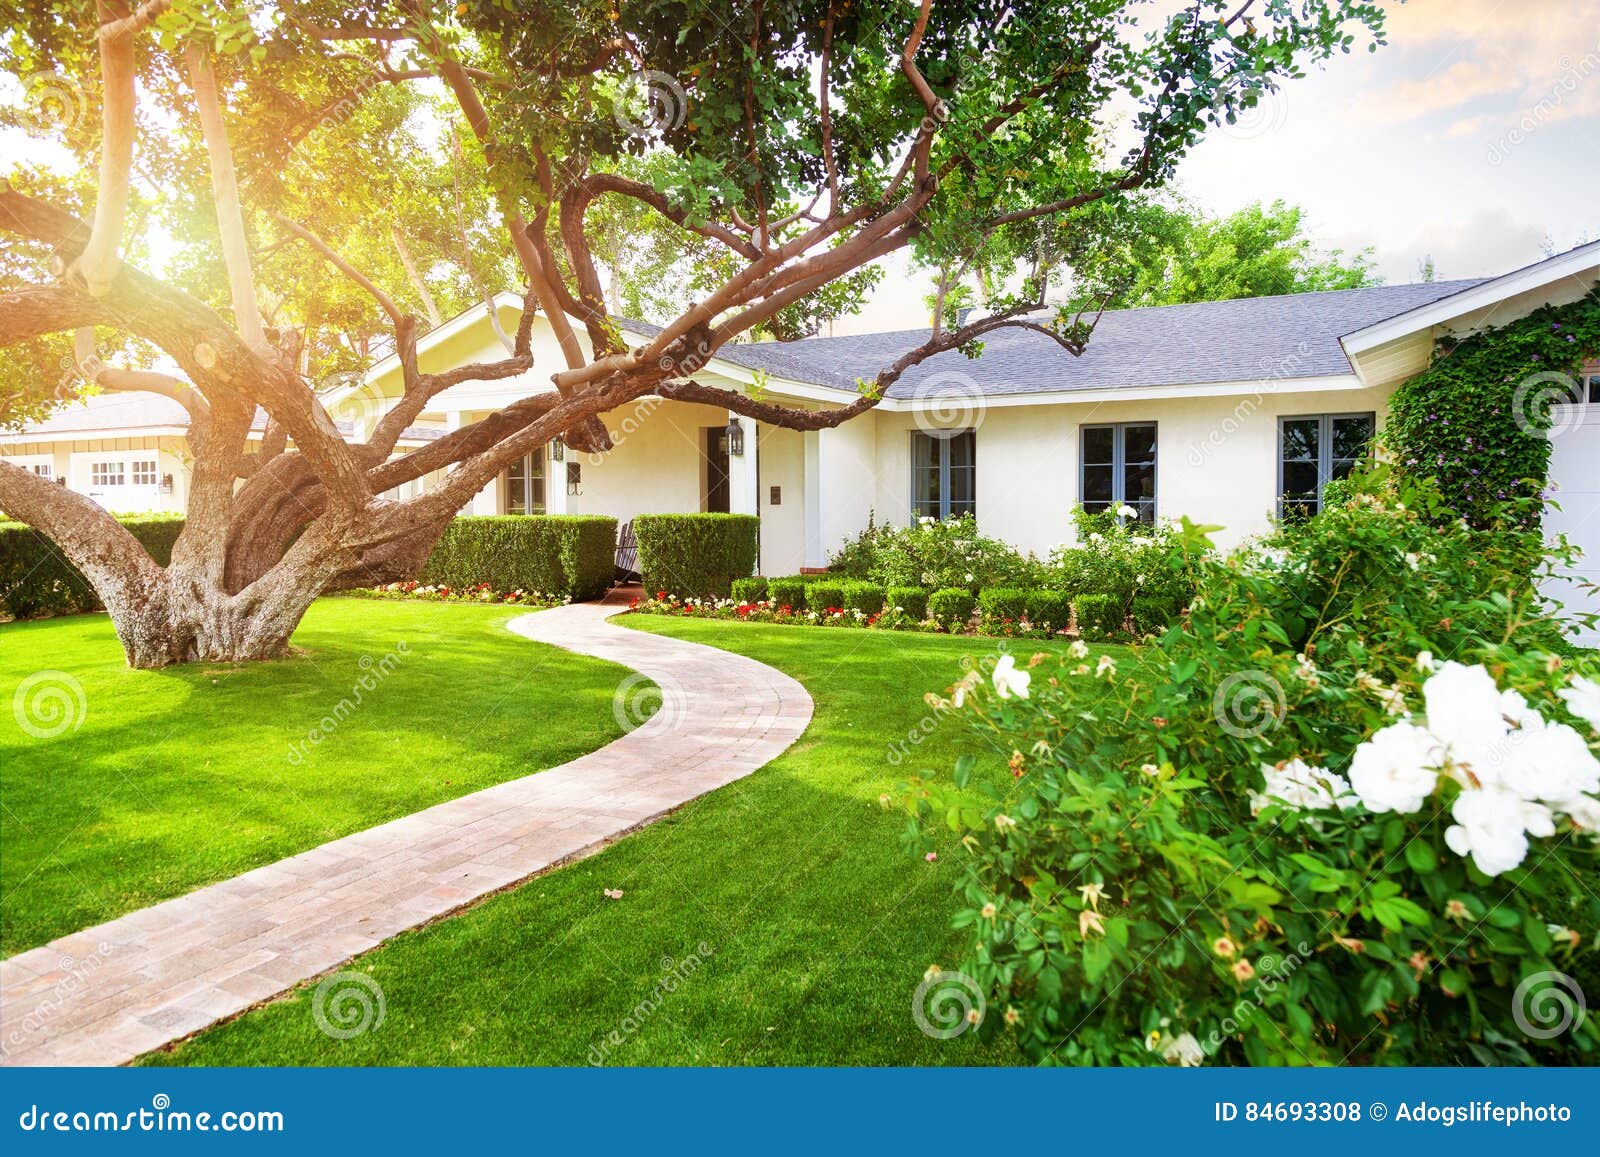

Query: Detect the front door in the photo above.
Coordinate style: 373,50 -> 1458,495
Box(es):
703,426 -> 730,513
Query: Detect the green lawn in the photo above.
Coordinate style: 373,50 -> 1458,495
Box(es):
146,617 -> 1115,1067
0,599 -> 639,955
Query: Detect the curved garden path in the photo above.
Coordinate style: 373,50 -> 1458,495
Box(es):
0,594 -> 812,1066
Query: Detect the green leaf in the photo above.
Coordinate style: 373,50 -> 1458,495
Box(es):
1403,841 -> 1438,873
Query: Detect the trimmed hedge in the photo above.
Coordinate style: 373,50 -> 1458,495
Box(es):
887,586 -> 929,622
1073,593 -> 1124,642
0,514 -> 184,619
635,513 -> 759,599
805,581 -> 847,614
978,587 -> 1028,626
422,515 -> 617,600
929,587 -> 976,632
731,576 -> 768,603
841,580 -> 886,615
1131,594 -> 1181,636
1025,589 -> 1074,633
767,576 -> 807,609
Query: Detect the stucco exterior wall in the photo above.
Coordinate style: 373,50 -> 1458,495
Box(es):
863,382 -> 1394,555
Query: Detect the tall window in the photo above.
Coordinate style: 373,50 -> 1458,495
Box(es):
1080,422 -> 1156,524
1278,413 -> 1375,519
505,448 -> 546,515
911,430 -> 976,521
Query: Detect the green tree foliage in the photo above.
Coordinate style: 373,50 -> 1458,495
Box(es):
1079,197 -> 1380,309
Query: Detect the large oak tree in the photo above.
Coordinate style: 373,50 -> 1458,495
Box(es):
0,0 -> 1386,666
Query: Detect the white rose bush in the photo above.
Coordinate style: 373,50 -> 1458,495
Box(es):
896,471 -> 1599,1065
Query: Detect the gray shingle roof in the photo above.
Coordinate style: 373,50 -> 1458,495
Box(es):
712,279 -> 1488,399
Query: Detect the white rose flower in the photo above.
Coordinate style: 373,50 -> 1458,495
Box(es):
1116,504 -> 1138,520
1348,721 -> 1443,813
1558,792 -> 1600,831
1249,758 -> 1358,816
1416,650 -> 1436,672
1559,675 -> 1600,733
1158,1032 -> 1204,1067
1443,787 -> 1553,877
991,654 -> 1031,700
1423,661 -> 1513,778
1503,719 -> 1600,804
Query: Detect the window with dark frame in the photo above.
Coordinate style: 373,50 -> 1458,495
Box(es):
911,429 -> 976,521
505,447 -> 547,515
1277,412 -> 1376,520
1080,422 -> 1157,525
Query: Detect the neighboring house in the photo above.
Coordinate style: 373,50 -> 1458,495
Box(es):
0,392 -> 443,516
8,243 -> 1599,627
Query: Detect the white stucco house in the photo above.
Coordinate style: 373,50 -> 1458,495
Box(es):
7,241 -> 1599,622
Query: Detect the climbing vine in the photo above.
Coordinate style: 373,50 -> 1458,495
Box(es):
1384,285 -> 1600,526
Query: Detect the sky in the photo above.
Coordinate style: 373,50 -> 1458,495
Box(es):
844,0 -> 1600,334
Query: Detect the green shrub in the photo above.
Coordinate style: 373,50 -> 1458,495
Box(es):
928,587 -> 976,632
978,587 -> 1029,627
841,580 -> 886,615
731,576 -> 768,604
1130,594 -> 1180,636
886,586 -> 929,622
1025,589 -> 1074,633
422,515 -> 616,600
1073,593 -> 1123,641
805,581 -> 847,614
1044,508 -> 1198,615
900,473 -> 1600,1067
828,514 -> 1033,592
766,577 -> 807,610
0,514 -> 185,619
634,513 -> 759,599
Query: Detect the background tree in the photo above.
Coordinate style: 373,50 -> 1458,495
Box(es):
0,0 -> 1388,667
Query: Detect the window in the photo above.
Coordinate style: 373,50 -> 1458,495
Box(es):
1080,422 -> 1156,524
1278,412 -> 1375,519
90,461 -> 125,488
911,430 -> 976,521
131,459 -> 158,487
29,463 -> 51,480
505,448 -> 546,515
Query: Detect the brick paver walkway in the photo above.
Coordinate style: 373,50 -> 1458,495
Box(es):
0,596 -> 811,1066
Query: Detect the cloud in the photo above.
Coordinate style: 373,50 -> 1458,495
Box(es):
1386,208 -> 1553,282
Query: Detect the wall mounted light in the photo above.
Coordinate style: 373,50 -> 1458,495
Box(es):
551,438 -> 565,462
566,462 -> 582,496
160,474 -> 174,494
726,416 -> 745,456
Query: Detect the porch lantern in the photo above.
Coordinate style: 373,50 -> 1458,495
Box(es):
550,437 -> 565,462
726,416 -> 745,456
566,462 -> 582,496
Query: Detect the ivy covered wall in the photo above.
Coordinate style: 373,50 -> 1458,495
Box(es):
1384,286 -> 1600,525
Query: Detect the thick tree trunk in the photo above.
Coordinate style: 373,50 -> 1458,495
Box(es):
109,566 -> 322,668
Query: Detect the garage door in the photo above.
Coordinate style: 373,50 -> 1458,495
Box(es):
79,455 -> 163,514
1543,398 -> 1600,646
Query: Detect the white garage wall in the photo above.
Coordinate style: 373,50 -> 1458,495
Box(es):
756,424 -> 806,575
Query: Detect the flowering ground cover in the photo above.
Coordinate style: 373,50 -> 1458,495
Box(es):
0,599 -> 637,955
144,620 -> 1125,1066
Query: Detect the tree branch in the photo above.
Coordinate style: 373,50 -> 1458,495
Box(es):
74,0 -> 138,296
